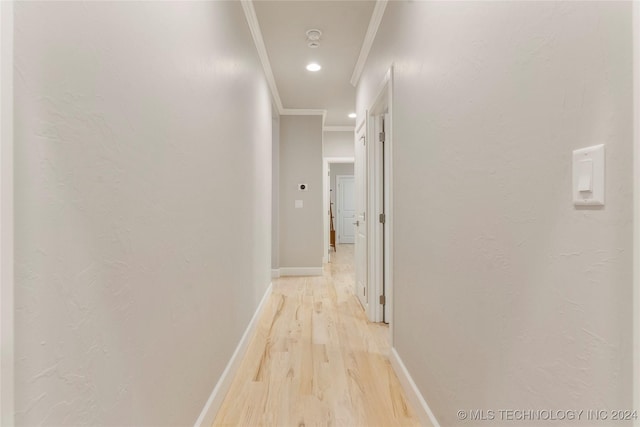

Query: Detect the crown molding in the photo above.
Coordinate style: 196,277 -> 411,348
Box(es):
323,126 -> 355,132
242,0 -> 370,121
350,0 -> 388,88
281,109 -> 327,129
241,0 -> 284,113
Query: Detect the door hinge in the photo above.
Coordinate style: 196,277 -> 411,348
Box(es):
379,131 -> 385,143
364,287 -> 366,297
379,213 -> 386,224
379,295 -> 386,305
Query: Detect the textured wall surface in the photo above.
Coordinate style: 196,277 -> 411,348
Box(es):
14,2 -> 272,425
357,2 -> 634,426
279,116 -> 323,269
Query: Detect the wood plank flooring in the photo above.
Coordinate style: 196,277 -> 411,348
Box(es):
213,245 -> 420,427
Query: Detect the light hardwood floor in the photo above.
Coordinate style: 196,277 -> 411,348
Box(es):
212,244 -> 420,427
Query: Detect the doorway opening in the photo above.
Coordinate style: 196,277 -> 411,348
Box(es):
323,157 -> 354,264
361,67 -> 393,334
353,123 -> 368,312
329,164 -> 355,274
370,111 -> 389,324
329,165 -> 355,273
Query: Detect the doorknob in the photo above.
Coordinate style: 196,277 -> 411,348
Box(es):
353,221 -> 360,226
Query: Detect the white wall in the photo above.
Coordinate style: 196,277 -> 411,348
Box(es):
357,2 -> 633,426
0,2 -> 15,425
323,131 -> 355,158
14,2 -> 272,425
279,116 -> 323,269
635,3 -> 640,423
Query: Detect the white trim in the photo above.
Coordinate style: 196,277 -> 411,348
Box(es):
323,157 -> 356,164
194,282 -> 273,427
280,108 -> 326,116
0,2 -> 14,425
271,269 -> 280,279
354,118 -> 369,313
240,3 -> 342,128
389,348 -> 440,427
384,67 -> 393,340
240,0 -> 284,113
279,267 -> 323,277
281,109 -> 327,131
633,1 -> 639,424
368,114 -> 381,323
366,67 -> 393,335
350,0 -> 388,87
323,126 -> 355,132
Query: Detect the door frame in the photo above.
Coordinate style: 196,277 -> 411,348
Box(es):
322,157 -> 354,263
366,67 -> 393,332
0,2 -> 14,425
354,120 -> 369,312
335,174 -> 355,244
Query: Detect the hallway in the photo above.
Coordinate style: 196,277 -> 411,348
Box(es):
3,1 -> 638,425
213,245 -> 420,426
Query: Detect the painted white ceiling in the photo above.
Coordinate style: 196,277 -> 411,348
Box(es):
253,1 -> 376,127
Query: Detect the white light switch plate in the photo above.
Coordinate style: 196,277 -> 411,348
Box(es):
573,144 -> 604,206
295,200 -> 303,209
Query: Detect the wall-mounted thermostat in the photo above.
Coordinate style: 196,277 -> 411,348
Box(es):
298,183 -> 308,191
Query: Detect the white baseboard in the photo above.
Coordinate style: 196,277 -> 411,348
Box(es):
279,267 -> 323,277
389,347 -> 440,427
193,282 -> 273,427
271,269 -> 280,278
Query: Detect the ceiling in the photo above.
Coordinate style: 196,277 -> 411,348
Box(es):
253,1 -> 376,127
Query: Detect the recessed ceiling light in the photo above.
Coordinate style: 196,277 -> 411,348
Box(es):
306,63 -> 322,72
348,113 -> 357,118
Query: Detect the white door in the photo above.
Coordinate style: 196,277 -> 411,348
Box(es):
354,127 -> 368,309
336,175 -> 355,244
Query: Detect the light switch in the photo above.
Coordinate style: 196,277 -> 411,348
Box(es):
295,200 -> 303,209
573,144 -> 604,206
577,159 -> 593,192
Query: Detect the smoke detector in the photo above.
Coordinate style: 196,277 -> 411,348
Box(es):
306,29 -> 322,48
